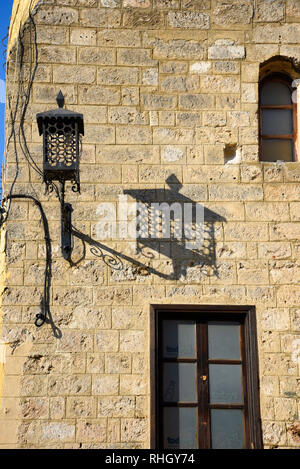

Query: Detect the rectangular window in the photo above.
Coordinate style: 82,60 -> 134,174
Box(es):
150,306 -> 262,449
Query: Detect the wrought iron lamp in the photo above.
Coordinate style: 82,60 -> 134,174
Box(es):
36,91 -> 84,259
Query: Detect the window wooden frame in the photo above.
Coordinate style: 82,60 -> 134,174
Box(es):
150,305 -> 263,449
259,73 -> 298,162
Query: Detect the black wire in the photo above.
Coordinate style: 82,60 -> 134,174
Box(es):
1,194 -> 61,337
18,5 -> 43,178
0,1 -> 61,333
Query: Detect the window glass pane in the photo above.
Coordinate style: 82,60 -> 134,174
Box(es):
209,364 -> 243,404
164,407 -> 197,449
211,409 -> 244,449
164,363 -> 197,402
163,320 -> 196,358
261,81 -> 292,105
208,322 -> 241,359
262,139 -> 293,162
262,109 -> 293,135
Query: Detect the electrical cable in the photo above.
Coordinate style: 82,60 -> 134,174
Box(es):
1,193 -> 60,337
0,2 -> 61,333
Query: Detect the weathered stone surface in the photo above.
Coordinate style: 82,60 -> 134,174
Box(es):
253,24 -> 300,43
258,242 -> 292,260
152,39 -> 206,60
71,28 -> 96,45
39,46 -> 76,64
121,419 -> 147,442
254,0 -> 284,22
53,65 -> 96,84
77,420 -> 106,443
213,0 -> 253,25
208,41 -> 245,60
35,6 -> 79,26
92,375 -> 119,396
117,48 -> 157,66
79,85 -> 120,105
66,397 -> 96,418
142,93 -> 177,110
168,12 -> 210,29
98,397 -> 135,417
4,0 -> 300,451
48,375 -> 91,396
98,29 -> 141,47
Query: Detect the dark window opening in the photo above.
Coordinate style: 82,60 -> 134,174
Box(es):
259,74 -> 297,162
150,305 -> 263,449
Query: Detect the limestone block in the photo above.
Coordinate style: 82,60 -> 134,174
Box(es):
66,397 -> 96,418
201,76 -> 240,93
254,0 -> 285,22
142,93 -> 177,110
53,65 -> 96,84
33,84 -> 77,104
160,76 -> 199,92
35,6 -> 79,25
105,353 -> 132,374
78,47 -> 115,65
98,396 -> 135,417
92,375 -> 119,395
245,202 -> 289,222
237,260 -> 269,285
87,354 -> 105,374
39,46 -> 76,64
36,26 -> 69,45
258,242 -> 292,260
97,145 -> 159,164
98,67 -> 139,85
56,331 -> 94,353
95,331 -> 119,352
120,330 -> 145,352
287,0 -> 300,19
160,61 -> 188,74
98,29 -> 141,47
168,12 -> 210,29
190,61 -> 211,74
117,48 -> 157,66
213,0 -> 253,25
208,41 -> 245,59
121,418 -> 147,442
120,375 -> 147,395
264,184 -> 300,201
21,398 -> 49,419
274,398 -> 298,421
262,421 -> 287,446
76,420 -> 106,443
213,61 -> 239,74
270,223 -> 300,241
209,184 -> 263,202
153,128 -> 194,145
152,39 -> 206,60
277,286 -> 300,306
50,397 -> 65,420
80,8 -> 121,28
270,261 -> 300,284
48,375 -> 91,396
71,28 -> 96,45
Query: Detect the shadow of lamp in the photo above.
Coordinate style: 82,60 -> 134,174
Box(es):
36,91 -> 84,259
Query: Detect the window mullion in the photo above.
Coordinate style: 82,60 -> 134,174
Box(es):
196,322 -> 203,449
197,322 -> 210,449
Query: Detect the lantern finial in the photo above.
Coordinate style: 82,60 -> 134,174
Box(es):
56,90 -> 65,108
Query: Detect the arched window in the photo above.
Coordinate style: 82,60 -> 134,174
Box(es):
259,74 -> 297,162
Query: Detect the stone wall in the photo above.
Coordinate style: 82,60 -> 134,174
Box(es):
8,0 -> 40,54
0,0 -> 299,448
